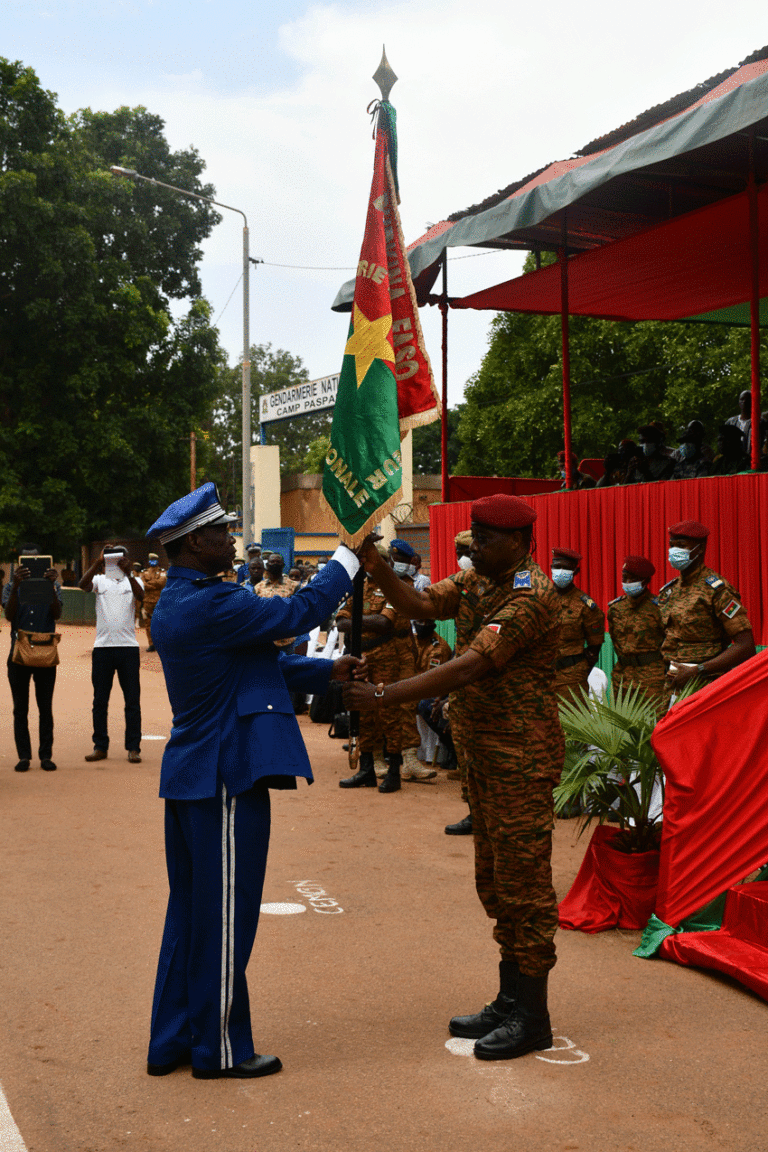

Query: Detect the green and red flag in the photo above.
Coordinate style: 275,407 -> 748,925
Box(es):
322,100 -> 440,546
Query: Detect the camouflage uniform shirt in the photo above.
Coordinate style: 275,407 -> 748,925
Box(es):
254,576 -> 299,648
659,564 -> 751,665
607,590 -> 666,711
553,583 -> 605,699
414,632 -> 453,675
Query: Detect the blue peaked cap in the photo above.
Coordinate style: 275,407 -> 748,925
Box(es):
146,481 -> 238,546
390,537 -> 415,558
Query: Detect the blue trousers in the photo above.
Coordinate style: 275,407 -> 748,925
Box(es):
148,780 -> 271,1071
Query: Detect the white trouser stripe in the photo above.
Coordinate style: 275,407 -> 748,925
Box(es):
224,796 -> 237,1056
220,784 -> 229,1067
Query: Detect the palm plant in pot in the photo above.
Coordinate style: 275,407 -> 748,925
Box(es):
555,679 -> 699,932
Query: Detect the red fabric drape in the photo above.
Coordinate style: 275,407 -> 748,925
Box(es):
430,473 -> 768,644
651,650 -> 768,927
450,185 -> 768,323
558,826 -> 660,933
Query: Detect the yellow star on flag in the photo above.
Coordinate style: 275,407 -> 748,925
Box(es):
343,304 -> 394,388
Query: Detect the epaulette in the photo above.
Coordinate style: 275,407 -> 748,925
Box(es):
658,579 -> 676,595
581,594 -> 597,609
705,575 -> 724,589
608,595 -> 625,606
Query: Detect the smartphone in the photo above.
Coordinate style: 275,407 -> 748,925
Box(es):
19,555 -> 53,579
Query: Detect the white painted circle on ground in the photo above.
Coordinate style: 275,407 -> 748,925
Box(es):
445,1037 -> 475,1057
260,902 -> 307,915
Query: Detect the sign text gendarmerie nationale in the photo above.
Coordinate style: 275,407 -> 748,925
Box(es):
259,374 -> 340,425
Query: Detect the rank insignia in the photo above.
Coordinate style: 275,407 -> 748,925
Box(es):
705,575 -> 724,589
722,598 -> 742,619
514,571 -> 531,589
581,594 -> 597,608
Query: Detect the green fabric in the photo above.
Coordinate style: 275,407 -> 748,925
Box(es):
435,618 -> 456,649
635,868 -> 768,957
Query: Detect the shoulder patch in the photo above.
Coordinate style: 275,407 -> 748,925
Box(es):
659,579 -> 676,595
608,595 -> 625,606
722,598 -> 742,619
513,571 -> 531,589
651,596 -> 659,605
581,594 -> 597,609
486,623 -> 502,634
705,575 -> 724,589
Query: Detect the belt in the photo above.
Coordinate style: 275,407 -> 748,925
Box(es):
616,650 -> 662,668
555,652 -> 588,670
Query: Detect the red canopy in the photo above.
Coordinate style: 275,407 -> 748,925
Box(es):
451,185 -> 768,324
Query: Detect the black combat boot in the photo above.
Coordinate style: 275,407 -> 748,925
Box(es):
378,753 -> 402,793
448,959 -> 519,1038
473,972 -> 552,1060
339,752 -> 377,788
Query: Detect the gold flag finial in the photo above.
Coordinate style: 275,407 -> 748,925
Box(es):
373,46 -> 398,102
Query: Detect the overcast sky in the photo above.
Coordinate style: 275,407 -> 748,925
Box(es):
6,1 -> 767,406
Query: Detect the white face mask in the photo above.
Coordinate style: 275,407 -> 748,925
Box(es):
622,581 -> 645,597
392,561 -> 416,578
457,555 -> 474,571
551,568 -> 574,588
669,547 -> 694,570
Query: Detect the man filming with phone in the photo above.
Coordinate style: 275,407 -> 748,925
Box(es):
3,545 -> 62,772
80,546 -> 145,763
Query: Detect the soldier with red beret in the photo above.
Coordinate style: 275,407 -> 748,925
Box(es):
660,520 -> 755,705
607,555 -> 666,716
551,547 -> 605,702
345,493 -> 564,1063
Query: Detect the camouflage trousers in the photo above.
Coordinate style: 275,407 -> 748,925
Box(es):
466,755 -> 557,976
358,652 -> 418,756
612,661 -> 667,719
553,664 -> 590,704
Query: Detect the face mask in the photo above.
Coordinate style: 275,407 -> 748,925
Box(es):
680,442 -> 697,461
669,547 -> 693,570
641,442 -> 656,457
414,624 -> 435,639
149,559 -> 158,567
551,568 -> 574,588
559,469 -> 567,479
622,581 -> 644,597
457,554 -> 473,571
392,561 -> 416,578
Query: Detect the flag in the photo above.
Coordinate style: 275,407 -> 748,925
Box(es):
322,100 -> 440,546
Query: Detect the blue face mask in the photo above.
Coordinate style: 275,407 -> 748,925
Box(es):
641,442 -> 656,457
149,560 -> 158,567
551,568 -> 574,588
669,547 -> 693,570
622,580 -> 644,597
680,442 -> 697,461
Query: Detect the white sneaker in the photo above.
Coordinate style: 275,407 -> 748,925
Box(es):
373,755 -> 388,778
400,749 -> 437,781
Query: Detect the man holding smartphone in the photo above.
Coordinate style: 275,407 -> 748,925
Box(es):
79,546 -> 145,763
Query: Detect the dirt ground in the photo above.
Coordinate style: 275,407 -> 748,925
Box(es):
0,623 -> 766,1152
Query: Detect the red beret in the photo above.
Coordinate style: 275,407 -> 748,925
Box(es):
669,520 -> 709,540
470,494 -> 537,530
623,554 -> 655,580
552,546 -> 582,563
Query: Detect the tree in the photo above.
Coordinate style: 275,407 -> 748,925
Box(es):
455,252 -> 762,478
411,406 -> 464,475
0,59 -> 224,555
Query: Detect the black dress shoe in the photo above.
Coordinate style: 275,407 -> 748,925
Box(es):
14,760 -> 30,772
40,760 -> 57,771
192,1054 -> 282,1079
445,813 -> 473,835
339,767 -> 377,788
147,1051 -> 192,1076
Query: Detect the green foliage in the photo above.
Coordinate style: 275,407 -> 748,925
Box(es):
554,679 -> 699,853
300,435 -> 331,473
455,251 -> 763,478
0,59 -> 224,556
411,406 -> 463,474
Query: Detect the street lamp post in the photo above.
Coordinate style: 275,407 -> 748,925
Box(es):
110,166 -> 253,547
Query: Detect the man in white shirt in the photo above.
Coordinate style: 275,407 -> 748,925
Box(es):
79,546 -> 145,763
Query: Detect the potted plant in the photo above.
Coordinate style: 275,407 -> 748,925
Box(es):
555,681 -> 698,932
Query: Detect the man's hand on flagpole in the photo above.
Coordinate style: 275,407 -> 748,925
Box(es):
331,655 -> 369,682
355,533 -> 384,573
343,679 -> 379,710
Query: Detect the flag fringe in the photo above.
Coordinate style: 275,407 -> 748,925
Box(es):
399,406 -> 441,433
319,484 -> 404,550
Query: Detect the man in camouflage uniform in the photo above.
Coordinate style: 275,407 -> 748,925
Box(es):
660,520 -> 755,706
254,553 -> 298,649
390,539 -> 435,785
139,553 -> 167,652
346,494 -> 564,1062
607,554 -> 666,717
551,547 -> 605,701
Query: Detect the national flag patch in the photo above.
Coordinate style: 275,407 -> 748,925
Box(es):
486,623 -> 502,634
514,571 -> 531,589
722,598 -> 742,619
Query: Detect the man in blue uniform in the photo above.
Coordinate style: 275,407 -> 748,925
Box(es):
145,483 -> 362,1080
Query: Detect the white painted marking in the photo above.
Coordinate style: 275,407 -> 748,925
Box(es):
288,880 -> 343,914
0,1083 -> 28,1151
260,902 -> 307,915
445,1037 -> 475,1056
535,1036 -> 590,1064
141,734 -> 167,740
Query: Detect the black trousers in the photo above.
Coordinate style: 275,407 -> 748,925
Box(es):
7,655 -> 56,761
91,647 -> 141,752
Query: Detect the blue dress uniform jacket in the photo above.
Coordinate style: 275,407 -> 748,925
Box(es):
151,561 -> 352,799
147,555 -> 355,1073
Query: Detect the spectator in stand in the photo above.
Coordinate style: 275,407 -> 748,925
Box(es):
711,424 -> 750,475
625,424 -> 676,484
672,421 -> 712,480
595,452 -> 625,488
616,439 -> 639,478
557,450 -> 596,490
725,390 -> 752,454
